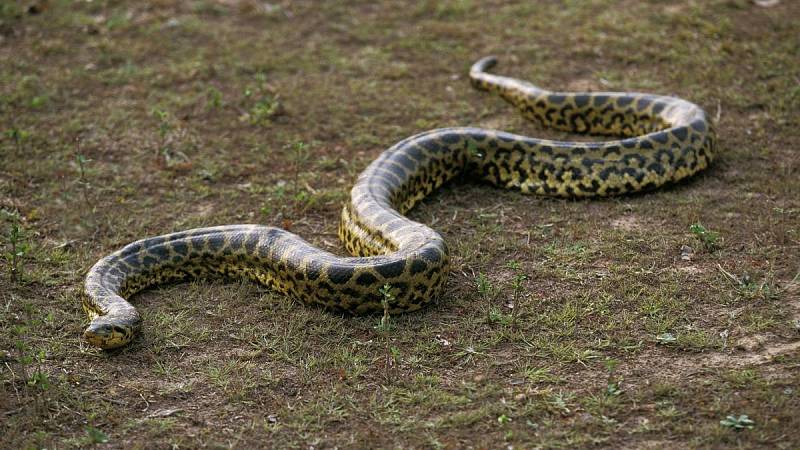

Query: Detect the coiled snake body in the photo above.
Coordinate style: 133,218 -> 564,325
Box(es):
82,57 -> 715,349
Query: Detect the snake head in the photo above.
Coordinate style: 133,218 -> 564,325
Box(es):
83,314 -> 139,350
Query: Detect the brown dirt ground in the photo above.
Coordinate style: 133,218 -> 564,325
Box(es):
1,0 -> 798,448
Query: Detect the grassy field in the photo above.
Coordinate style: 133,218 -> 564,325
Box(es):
1,0 -> 798,448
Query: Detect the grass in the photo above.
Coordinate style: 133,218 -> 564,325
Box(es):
1,0 -> 799,448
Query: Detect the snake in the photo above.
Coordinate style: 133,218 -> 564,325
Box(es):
81,57 -> 715,349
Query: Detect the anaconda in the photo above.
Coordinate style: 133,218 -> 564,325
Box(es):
82,57 -> 715,349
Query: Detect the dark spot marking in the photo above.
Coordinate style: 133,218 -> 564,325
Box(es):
120,243 -> 143,258
647,162 -> 665,176
142,256 -> 158,268
149,245 -> 169,261
208,237 -> 225,253
652,132 -> 669,144
690,119 -> 707,132
404,145 -> 425,162
623,154 -> 646,166
244,233 -> 259,253
574,95 -> 590,108
410,259 -> 427,275
636,98 -> 652,110
599,167 -> 618,180
581,158 -> 599,169
671,127 -> 688,141
375,259 -> 406,278
420,138 -> 444,154
602,146 -> 622,157
420,245 -> 443,264
470,132 -> 487,142
317,280 -> 334,293
392,282 -> 408,297
144,236 -> 165,248
328,265 -> 355,284
392,153 -> 416,172
342,288 -> 363,299
592,95 -> 610,107
172,241 -> 188,256
356,272 -> 378,287
439,132 -> 460,144
617,97 -> 633,107
384,162 -> 407,180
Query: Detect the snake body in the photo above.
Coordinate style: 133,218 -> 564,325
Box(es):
82,57 -> 715,349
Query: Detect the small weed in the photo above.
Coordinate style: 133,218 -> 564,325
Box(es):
689,223 -> 721,251
475,272 -> 493,323
150,109 -> 193,168
724,369 -> 759,389
206,86 -> 223,110
75,153 -> 95,209
286,140 -> 311,205
152,108 -> 172,142
606,382 -> 623,396
85,426 -> 110,444
720,414 -> 755,431
656,332 -> 677,345
487,306 -> 512,325
505,260 -> 528,329
377,283 -> 393,332
5,127 -> 31,153
717,265 -> 780,302
603,357 -> 623,397
30,95 -> 48,109
466,140 -> 483,159
603,358 -> 620,374
2,209 -> 29,282
656,401 -> 683,419
14,335 -> 49,391
378,284 -> 398,381
7,305 -> 51,417
0,3 -> 23,20
242,74 -> 282,125
548,392 -> 572,415
677,328 -> 717,351
250,98 -> 281,123
524,366 -> 556,384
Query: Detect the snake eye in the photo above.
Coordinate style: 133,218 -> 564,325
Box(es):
85,322 -> 112,337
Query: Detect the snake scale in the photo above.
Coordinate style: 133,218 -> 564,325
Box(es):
82,57 -> 715,349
